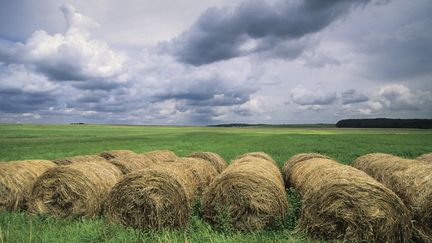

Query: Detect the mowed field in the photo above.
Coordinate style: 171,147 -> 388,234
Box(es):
1,124 -> 432,242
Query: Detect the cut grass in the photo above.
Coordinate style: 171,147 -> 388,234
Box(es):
0,124 -> 431,242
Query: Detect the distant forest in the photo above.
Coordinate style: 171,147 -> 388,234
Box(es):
336,118 -> 432,129
210,119 -> 432,129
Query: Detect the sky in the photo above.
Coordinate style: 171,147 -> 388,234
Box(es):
0,0 -> 431,125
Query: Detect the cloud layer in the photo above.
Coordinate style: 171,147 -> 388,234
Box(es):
167,0 -> 371,65
0,0 -> 431,125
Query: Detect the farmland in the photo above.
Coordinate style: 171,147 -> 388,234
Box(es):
1,124 -> 432,242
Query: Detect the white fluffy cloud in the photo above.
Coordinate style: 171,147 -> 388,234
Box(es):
0,4 -> 126,82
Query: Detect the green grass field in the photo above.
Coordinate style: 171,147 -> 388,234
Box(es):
1,124 -> 431,242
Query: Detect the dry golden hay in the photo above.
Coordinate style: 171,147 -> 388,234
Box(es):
284,154 -> 412,242
416,153 -> 432,163
235,152 -> 277,165
353,153 -> 432,242
99,150 -> 136,160
201,153 -> 288,231
172,157 -> 218,197
53,155 -> 107,165
282,153 -> 329,186
105,167 -> 192,229
142,150 -> 178,162
0,160 -> 56,211
107,154 -> 157,174
105,158 -> 217,229
30,160 -> 122,218
188,151 -> 227,173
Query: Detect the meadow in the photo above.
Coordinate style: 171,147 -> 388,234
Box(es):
1,124 -> 431,242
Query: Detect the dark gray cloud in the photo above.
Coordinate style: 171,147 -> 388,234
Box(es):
0,88 -> 57,113
341,89 -> 369,104
167,0 -> 371,65
153,77 -> 256,107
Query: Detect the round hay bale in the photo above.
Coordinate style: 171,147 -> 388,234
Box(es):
143,150 -> 178,162
416,153 -> 432,163
353,153 -> 432,242
105,157 -> 218,230
173,157 -> 218,197
30,161 -> 122,218
201,154 -> 288,231
188,152 -> 227,173
108,154 -> 156,174
100,150 -> 136,160
235,152 -> 277,165
105,167 -> 191,229
282,153 -> 329,186
284,155 -> 412,242
0,160 -> 56,211
53,155 -> 107,165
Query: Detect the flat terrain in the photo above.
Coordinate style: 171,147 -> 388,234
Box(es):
1,124 -> 431,242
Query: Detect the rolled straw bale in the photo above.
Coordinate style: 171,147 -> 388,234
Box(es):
188,151 -> 227,173
235,152 -> 277,165
53,155 -> 107,165
105,158 -> 217,229
283,153 -> 412,242
173,157 -> 218,197
0,160 -> 56,211
143,150 -> 178,162
416,152 -> 432,163
30,161 -> 122,218
201,153 -> 288,231
107,153 -> 156,174
105,167 -> 191,229
100,150 -> 136,160
353,153 -> 432,242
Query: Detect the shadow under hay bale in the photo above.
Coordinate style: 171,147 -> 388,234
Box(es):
142,150 -> 178,162
188,151 -> 227,173
353,153 -> 432,242
201,152 -> 288,231
0,160 -> 56,211
107,154 -> 156,174
100,150 -> 136,160
105,157 -> 217,230
416,152 -> 432,163
53,155 -> 107,165
30,161 -> 122,218
283,153 -> 412,242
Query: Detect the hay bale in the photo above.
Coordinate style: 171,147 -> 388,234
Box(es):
188,151 -> 227,173
107,154 -> 156,174
353,153 -> 432,242
235,152 -> 277,165
100,150 -> 136,160
143,150 -> 178,162
105,158 -> 217,229
416,153 -> 432,163
201,153 -> 288,231
284,154 -> 412,242
30,161 -> 122,218
173,157 -> 218,197
0,160 -> 56,211
105,167 -> 191,229
53,155 -> 107,165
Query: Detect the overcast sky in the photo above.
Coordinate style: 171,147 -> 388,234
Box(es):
0,0 -> 431,125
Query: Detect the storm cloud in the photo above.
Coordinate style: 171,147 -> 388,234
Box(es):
167,0 -> 371,65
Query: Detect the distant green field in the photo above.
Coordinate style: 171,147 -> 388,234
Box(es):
1,124 -> 431,242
